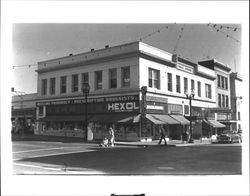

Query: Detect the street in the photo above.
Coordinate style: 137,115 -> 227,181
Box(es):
12,141 -> 242,175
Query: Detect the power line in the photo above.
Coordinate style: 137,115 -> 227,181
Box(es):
173,24 -> 185,54
139,25 -> 171,42
209,23 -> 241,31
207,23 -> 241,44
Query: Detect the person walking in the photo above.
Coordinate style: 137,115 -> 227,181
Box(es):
109,127 -> 115,147
158,126 -> 167,145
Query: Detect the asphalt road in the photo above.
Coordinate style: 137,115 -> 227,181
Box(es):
12,141 -> 242,175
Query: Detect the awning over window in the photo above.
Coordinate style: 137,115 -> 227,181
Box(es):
39,113 -> 137,123
145,114 -> 165,124
151,114 -> 180,125
38,115 -> 84,122
118,114 -> 141,123
206,120 -> 226,128
170,115 -> 190,125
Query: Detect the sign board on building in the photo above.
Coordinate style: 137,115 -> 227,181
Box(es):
176,63 -> 193,74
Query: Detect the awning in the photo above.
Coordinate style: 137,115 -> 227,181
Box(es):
90,113 -> 136,123
207,120 -> 226,128
151,114 -> 180,125
118,114 -> 141,123
170,115 -> 190,125
38,115 -> 84,122
145,114 -> 165,124
39,113 -> 136,123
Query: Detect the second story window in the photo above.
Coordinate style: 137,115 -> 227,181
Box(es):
41,79 -> 47,95
60,76 -> 67,94
81,73 -> 89,89
184,77 -> 188,93
176,75 -> 181,93
238,112 -> 241,120
225,77 -> 228,90
72,74 -> 79,92
226,95 -> 229,107
109,68 -> 117,88
221,76 -> 225,89
121,66 -> 130,87
148,68 -> 160,89
217,75 -> 221,88
222,94 -> 225,107
197,81 -> 201,97
50,78 -> 56,95
218,94 -> 221,107
167,73 -> 172,91
191,79 -> 195,91
95,71 -> 102,90
42,79 -> 47,95
205,83 -> 212,99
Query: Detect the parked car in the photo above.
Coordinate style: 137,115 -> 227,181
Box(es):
217,132 -> 242,143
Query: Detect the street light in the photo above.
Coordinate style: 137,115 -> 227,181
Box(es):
185,89 -> 195,143
82,83 -> 90,142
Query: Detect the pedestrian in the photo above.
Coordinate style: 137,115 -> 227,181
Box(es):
182,131 -> 188,144
109,127 -> 115,147
158,126 -> 167,145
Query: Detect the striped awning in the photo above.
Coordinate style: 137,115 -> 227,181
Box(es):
207,120 -> 226,128
170,115 -> 190,125
151,114 -> 180,125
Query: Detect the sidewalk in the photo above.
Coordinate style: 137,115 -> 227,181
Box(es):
12,134 -> 212,147
115,139 -> 212,147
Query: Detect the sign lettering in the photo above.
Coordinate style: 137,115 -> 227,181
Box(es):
107,102 -> 139,112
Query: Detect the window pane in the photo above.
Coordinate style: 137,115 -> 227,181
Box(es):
42,79 -> 47,95
109,69 -> 117,88
95,71 -> 102,90
60,76 -> 67,94
197,81 -> 201,97
72,74 -> 78,92
122,67 -> 130,87
50,78 -> 55,95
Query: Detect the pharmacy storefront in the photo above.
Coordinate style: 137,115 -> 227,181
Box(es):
36,94 -> 141,141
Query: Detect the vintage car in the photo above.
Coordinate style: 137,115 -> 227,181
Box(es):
217,132 -> 242,143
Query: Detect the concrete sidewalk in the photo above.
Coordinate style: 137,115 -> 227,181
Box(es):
115,139 -> 212,147
12,134 -> 212,147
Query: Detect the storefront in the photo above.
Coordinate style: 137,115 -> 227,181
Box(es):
37,94 -> 141,141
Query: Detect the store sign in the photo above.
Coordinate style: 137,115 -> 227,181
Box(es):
146,105 -> 164,110
108,102 -> 139,112
37,95 -> 139,106
176,63 -> 193,74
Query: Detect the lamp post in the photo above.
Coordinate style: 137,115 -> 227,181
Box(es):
82,83 -> 90,142
185,89 -> 195,143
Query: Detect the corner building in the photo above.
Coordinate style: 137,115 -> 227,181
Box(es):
36,42 -> 217,141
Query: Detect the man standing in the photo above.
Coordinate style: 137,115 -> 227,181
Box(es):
158,126 -> 167,145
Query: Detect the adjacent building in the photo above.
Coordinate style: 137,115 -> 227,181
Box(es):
230,72 -> 243,132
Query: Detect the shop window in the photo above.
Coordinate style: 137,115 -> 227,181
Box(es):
38,106 -> 43,116
205,83 -> 212,99
81,73 -> 89,89
197,81 -> 201,97
60,76 -> 67,94
50,78 -> 56,95
72,74 -> 79,92
167,73 -> 172,91
218,94 -> 221,107
109,68 -> 117,88
184,77 -> 188,93
121,66 -> 130,87
148,68 -> 160,89
176,75 -> 181,93
95,71 -> 102,90
41,79 -> 47,95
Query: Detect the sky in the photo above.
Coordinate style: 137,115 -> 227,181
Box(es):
12,23 -> 242,94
